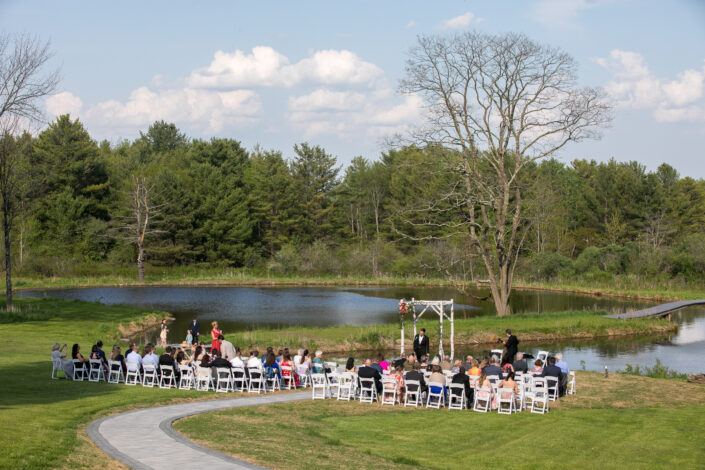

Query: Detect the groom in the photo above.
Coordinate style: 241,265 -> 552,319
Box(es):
188,317 -> 200,344
413,328 -> 430,361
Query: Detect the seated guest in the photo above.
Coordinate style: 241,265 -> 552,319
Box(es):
541,356 -> 565,396
230,347 -> 245,368
175,349 -> 189,365
404,362 -> 427,397
451,359 -> 462,374
498,370 -> 519,394
479,357 -> 489,372
263,351 -> 280,380
345,357 -> 356,373
555,353 -> 570,375
293,348 -> 304,366
440,355 -> 452,371
111,345 -> 127,374
394,352 -> 407,369
95,341 -> 108,367
312,350 -> 326,374
297,350 -> 311,377
206,349 -> 232,369
71,343 -> 89,365
142,344 -> 160,370
358,358 -> 383,394
52,343 -> 74,378
261,346 -> 273,362
502,361 -> 514,374
478,370 -> 498,410
220,335 -> 236,361
378,354 -> 390,372
89,344 -> 107,371
467,359 -> 481,377
125,343 -> 142,370
389,364 -> 406,401
419,355 -> 428,369
452,366 -> 473,407
532,359 -> 544,375
428,365 -> 447,399
200,353 -> 211,367
462,355 -> 474,370
512,352 -> 529,373
195,346 -> 206,362
247,350 -> 262,369
371,355 -> 383,374
403,353 -> 416,371
280,353 -> 298,386
483,356 -> 503,377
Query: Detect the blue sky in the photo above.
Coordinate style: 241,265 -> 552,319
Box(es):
2,0 -> 704,175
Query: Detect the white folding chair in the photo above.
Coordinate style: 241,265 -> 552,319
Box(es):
125,362 -> 140,385
297,365 -> 311,388
327,371 -> 341,397
536,351 -> 549,365
404,379 -> 422,407
107,360 -> 124,384
426,381 -> 445,409
381,377 -> 398,406
142,364 -> 158,387
497,387 -> 517,414
546,376 -> 559,401
196,366 -> 212,391
88,359 -> 105,382
280,365 -> 295,390
215,368 -> 232,392
530,377 -> 549,414
490,349 -> 503,361
159,365 -> 177,389
232,367 -> 248,392
358,377 -> 377,403
265,368 -> 280,392
448,383 -> 466,410
248,367 -> 265,394
337,372 -> 356,401
72,360 -> 88,381
473,387 -> 492,412
51,357 -> 64,380
178,365 -> 194,390
311,373 -> 328,400
567,371 -> 576,395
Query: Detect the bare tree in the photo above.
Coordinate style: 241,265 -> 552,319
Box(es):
0,34 -> 59,310
399,32 -> 611,316
115,176 -> 164,281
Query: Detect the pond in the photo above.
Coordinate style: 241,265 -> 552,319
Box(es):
19,285 -> 705,374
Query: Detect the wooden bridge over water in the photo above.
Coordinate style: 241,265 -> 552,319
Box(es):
604,300 -> 705,319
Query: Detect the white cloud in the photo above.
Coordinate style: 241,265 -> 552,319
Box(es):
287,88 -> 423,139
188,46 -> 383,88
441,12 -> 483,30
46,91 -> 83,117
597,50 -> 705,123
85,87 -> 262,134
406,20 -> 416,29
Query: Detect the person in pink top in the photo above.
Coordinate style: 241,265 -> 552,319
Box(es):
378,354 -> 390,371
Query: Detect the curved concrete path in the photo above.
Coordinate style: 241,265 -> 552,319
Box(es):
87,391 -> 310,469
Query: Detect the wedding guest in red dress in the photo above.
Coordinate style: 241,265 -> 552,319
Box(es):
210,321 -> 222,353
280,353 -> 299,386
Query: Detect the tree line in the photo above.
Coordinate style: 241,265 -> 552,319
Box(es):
4,115 -> 704,284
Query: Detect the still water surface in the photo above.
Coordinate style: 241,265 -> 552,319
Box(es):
20,285 -> 704,374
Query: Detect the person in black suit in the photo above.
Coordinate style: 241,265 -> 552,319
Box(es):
500,329 -> 519,365
206,349 -> 232,369
404,361 -> 427,397
358,358 -> 382,394
451,366 -> 474,407
541,356 -> 565,397
413,328 -> 430,362
189,317 -> 200,344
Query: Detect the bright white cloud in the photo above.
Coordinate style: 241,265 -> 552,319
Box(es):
597,50 -> 705,123
188,46 -> 383,88
441,12 -> 483,29
85,87 -> 262,134
46,91 -> 83,117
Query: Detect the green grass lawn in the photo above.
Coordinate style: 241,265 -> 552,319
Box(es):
175,372 -> 705,470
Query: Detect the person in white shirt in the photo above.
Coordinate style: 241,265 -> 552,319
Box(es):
247,350 -> 262,369
293,348 -> 303,366
141,344 -> 160,369
125,343 -> 142,371
230,347 -> 245,368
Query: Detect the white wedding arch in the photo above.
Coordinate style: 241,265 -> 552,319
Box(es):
398,298 -> 455,359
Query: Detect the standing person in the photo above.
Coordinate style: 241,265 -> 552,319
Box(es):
219,335 -> 236,360
186,330 -> 193,346
159,320 -> 168,348
188,317 -> 200,344
210,321 -> 222,353
500,329 -> 519,365
413,328 -> 430,362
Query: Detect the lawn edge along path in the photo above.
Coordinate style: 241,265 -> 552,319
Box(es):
87,391 -> 310,470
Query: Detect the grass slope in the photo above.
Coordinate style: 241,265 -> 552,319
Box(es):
175,372 -> 705,470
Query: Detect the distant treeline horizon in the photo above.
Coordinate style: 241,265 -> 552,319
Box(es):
5,115 -> 705,284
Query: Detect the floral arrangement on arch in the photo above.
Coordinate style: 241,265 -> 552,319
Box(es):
399,301 -> 411,317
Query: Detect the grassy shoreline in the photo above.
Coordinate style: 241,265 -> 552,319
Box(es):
10,269 -> 705,302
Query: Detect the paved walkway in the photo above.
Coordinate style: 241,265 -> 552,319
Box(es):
87,391 -> 310,469
604,299 -> 705,319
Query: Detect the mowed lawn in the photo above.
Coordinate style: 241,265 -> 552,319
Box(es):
175,372 -> 705,470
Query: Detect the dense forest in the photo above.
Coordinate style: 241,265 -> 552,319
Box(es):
4,115 -> 705,284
